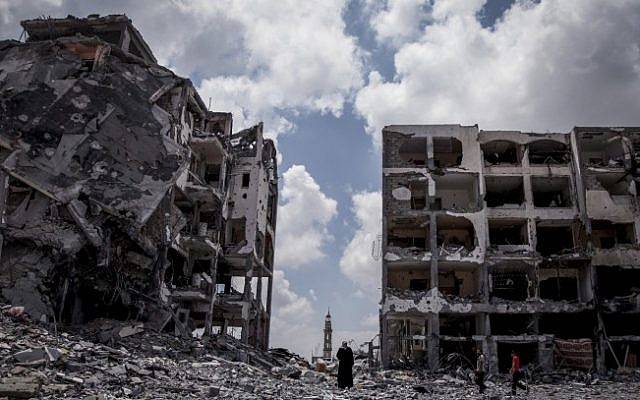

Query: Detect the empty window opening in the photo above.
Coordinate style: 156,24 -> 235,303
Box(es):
539,313 -> 595,339
409,181 -> 427,210
433,137 -> 463,168
192,259 -> 211,276
592,221 -> 635,249
398,137 -> 427,167
440,315 -> 476,337
605,341 -> 640,369
602,314 -> 640,337
485,176 -> 525,208
597,266 -> 640,300
387,217 -> 430,256
226,326 -> 243,340
482,140 -> 522,165
241,173 -> 250,188
199,210 -> 220,235
432,174 -> 479,211
166,248 -> 188,287
489,219 -> 528,246
386,318 -> 427,366
528,140 -> 569,165
536,223 -> 575,256
491,315 -> 536,336
387,268 -> 430,291
440,340 -> 477,370
594,173 -> 631,196
437,215 -> 476,254
497,342 -> 538,373
410,279 -> 429,291
539,271 -> 578,301
438,265 -> 480,298
205,164 -> 221,186
579,133 -> 627,168
532,177 -> 572,207
491,269 -> 530,301
228,218 -> 246,246
230,277 -> 245,293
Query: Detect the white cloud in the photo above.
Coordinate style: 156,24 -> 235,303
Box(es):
356,0 -> 640,146
269,269 -> 317,356
271,270 -> 314,321
309,289 -> 318,302
361,312 -> 379,329
369,0 -> 430,47
339,191 -> 381,293
194,0 -> 364,140
275,165 -> 338,269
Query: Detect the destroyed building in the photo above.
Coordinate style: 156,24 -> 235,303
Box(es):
0,14 -> 277,349
381,125 -> 640,373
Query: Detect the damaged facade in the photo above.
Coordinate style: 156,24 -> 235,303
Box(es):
0,15 -> 277,349
381,124 -> 640,373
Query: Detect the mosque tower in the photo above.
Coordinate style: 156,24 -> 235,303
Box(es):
323,309 -> 332,360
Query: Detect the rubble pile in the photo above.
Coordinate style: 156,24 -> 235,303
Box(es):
2,307 -> 640,399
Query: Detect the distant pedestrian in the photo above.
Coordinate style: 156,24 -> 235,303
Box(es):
475,349 -> 486,394
510,350 -> 527,395
336,341 -> 354,389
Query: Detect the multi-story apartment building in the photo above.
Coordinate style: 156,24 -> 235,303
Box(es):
381,125 -> 640,373
0,15 -> 276,350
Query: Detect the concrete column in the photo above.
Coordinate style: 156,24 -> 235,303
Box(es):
265,275 -> 273,346
256,267 -> 263,304
480,263 -> 490,301
204,255 -> 219,336
427,313 -> 440,371
243,257 -> 253,300
241,319 -> 249,343
485,337 -> 498,374
427,137 -> 435,170
429,216 -> 439,289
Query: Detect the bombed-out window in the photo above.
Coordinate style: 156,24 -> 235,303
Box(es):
433,137 -> 462,168
532,177 -> 572,207
242,173 -> 250,188
398,137 -> 427,166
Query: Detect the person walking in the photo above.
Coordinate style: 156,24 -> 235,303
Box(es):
510,350 -> 527,395
475,348 -> 486,394
336,341 -> 354,389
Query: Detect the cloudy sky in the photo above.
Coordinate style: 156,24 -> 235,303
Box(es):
2,0 -> 640,358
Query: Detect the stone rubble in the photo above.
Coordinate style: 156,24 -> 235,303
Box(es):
1,304 -> 640,399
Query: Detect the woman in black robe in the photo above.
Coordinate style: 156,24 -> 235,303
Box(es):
336,341 -> 354,389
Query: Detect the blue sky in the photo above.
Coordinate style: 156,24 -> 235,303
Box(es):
2,0 -> 640,357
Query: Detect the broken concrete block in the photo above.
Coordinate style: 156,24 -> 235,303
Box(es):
0,380 -> 40,399
118,323 -> 144,338
12,346 -> 61,365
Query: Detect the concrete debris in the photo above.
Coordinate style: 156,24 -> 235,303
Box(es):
0,14 -> 277,350
382,125 -> 640,374
2,308 -> 640,399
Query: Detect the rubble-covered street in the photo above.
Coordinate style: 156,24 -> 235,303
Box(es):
2,306 -> 639,399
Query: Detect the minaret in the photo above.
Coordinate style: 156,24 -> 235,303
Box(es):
323,308 -> 332,360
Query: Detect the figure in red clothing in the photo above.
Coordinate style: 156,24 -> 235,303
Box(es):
510,350 -> 527,395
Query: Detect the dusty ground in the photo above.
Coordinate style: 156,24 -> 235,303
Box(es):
1,307 -> 639,399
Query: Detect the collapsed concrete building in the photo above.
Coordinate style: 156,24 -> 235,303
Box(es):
381,125 -> 640,373
0,15 -> 277,349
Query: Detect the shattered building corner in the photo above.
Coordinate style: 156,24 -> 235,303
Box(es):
381,124 -> 640,373
0,14 -> 277,349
